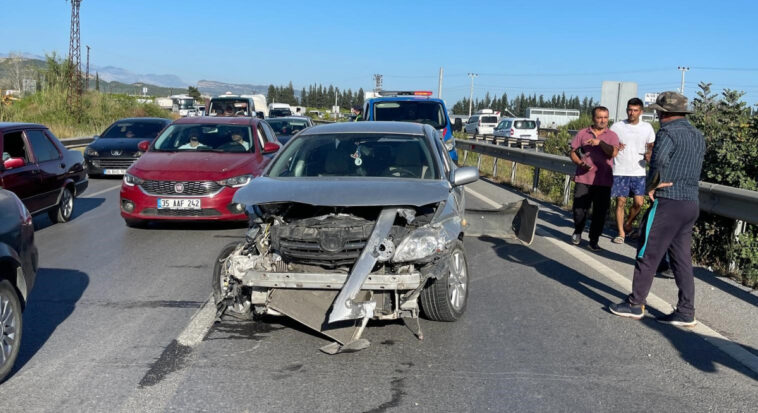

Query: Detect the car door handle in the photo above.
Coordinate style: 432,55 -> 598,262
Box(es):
60,163 -> 66,168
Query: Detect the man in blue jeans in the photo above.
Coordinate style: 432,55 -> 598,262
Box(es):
609,91 -> 705,326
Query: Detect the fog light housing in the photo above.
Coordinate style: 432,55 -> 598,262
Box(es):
227,203 -> 245,213
91,160 -> 101,167
121,199 -> 135,212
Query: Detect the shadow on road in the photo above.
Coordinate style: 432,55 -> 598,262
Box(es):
32,197 -> 106,231
128,220 -> 248,232
13,268 -> 89,374
479,235 -> 758,381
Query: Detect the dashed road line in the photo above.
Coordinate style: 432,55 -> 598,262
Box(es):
465,186 -> 758,376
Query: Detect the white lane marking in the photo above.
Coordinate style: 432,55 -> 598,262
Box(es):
466,186 -> 758,376
176,295 -> 216,347
83,184 -> 121,198
465,186 -> 501,208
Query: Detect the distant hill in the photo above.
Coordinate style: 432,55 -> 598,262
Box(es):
94,65 -> 188,88
0,57 -> 45,89
95,80 -> 187,96
196,80 -> 270,96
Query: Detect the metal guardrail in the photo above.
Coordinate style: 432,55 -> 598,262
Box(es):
457,138 -> 758,225
61,136 -> 94,149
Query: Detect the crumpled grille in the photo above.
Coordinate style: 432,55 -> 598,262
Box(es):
272,215 -> 374,268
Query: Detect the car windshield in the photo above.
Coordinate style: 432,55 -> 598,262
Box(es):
152,124 -> 255,153
514,120 -> 537,129
268,133 -> 439,179
265,119 -> 310,136
208,99 -> 251,117
373,101 -> 447,129
101,121 -> 166,139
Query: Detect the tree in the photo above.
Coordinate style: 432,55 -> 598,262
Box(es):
188,86 -> 202,101
95,72 -> 100,91
267,84 -> 277,103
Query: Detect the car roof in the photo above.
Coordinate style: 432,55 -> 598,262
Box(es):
172,116 -> 258,126
0,122 -> 47,131
264,116 -> 311,121
300,121 -> 426,135
109,117 -> 171,124
369,96 -> 446,104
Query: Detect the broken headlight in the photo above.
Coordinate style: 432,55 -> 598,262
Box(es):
392,226 -> 450,262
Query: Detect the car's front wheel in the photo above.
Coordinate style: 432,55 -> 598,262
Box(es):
0,279 -> 23,383
420,241 -> 469,322
212,242 -> 252,320
48,186 -> 74,223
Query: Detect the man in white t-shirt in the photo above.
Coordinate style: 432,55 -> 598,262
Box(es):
610,98 -> 656,243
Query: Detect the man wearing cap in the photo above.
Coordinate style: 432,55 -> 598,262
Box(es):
609,91 -> 705,326
569,106 -> 620,251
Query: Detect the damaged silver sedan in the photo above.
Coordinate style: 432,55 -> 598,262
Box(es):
213,121 -> 537,353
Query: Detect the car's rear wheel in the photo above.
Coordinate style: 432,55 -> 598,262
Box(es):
420,241 -> 469,322
48,186 -> 74,223
0,279 -> 23,383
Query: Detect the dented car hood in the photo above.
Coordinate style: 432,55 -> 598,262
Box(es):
233,177 -> 451,207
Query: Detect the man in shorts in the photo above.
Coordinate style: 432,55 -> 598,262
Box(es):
609,98 -> 655,243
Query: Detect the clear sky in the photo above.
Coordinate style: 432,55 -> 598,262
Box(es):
2,0 -> 757,106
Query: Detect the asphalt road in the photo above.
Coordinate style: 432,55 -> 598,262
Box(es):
0,177 -> 756,412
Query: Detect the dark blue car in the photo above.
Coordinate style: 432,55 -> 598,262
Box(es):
84,117 -> 171,177
363,91 -> 458,163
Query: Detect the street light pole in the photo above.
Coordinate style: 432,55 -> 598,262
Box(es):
467,73 -> 478,117
678,66 -> 690,95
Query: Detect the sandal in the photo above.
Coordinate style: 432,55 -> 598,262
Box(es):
612,235 -> 625,244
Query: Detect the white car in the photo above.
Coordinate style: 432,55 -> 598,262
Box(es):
493,118 -> 539,140
464,113 -> 499,136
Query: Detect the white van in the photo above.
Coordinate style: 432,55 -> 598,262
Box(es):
464,111 -> 500,136
493,118 -> 539,140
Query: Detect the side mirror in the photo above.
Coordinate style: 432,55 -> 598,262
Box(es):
137,140 -> 151,152
256,112 -> 265,119
3,157 -> 26,169
451,166 -> 479,186
262,142 -> 280,154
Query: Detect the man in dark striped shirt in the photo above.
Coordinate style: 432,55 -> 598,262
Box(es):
609,91 -> 705,326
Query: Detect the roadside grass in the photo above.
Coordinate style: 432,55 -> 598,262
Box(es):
0,87 -> 172,138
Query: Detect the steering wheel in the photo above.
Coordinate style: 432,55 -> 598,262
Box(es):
389,167 -> 417,178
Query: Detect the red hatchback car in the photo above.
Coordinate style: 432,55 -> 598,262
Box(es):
119,117 -> 280,226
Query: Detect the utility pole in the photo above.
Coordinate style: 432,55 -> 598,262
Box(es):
467,73 -> 478,117
437,67 -> 444,99
85,45 -> 90,92
373,74 -> 383,92
678,66 -> 690,95
334,87 -> 338,121
66,0 -> 83,117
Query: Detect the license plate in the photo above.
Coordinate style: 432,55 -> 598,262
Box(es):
104,169 -> 127,175
157,198 -> 201,210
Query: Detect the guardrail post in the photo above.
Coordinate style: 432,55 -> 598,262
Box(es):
477,152 -> 482,170
493,158 -> 498,177
532,167 -> 541,192
510,161 -> 517,183
563,175 -> 572,205
729,220 -> 747,272
463,149 -> 468,164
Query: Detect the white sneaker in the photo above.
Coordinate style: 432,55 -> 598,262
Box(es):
571,233 -> 581,245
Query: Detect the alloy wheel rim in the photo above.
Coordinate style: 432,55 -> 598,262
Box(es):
448,250 -> 468,311
0,293 -> 17,367
62,189 -> 73,219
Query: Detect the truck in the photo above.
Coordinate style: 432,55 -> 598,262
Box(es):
268,102 -> 292,118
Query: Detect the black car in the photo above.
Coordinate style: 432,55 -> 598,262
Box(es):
84,117 -> 171,177
0,189 -> 38,382
263,116 -> 313,144
1,122 -> 88,223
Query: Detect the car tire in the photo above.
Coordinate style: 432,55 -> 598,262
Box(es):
474,128 -> 479,140
0,279 -> 23,383
212,242 -> 253,320
124,218 -> 146,228
48,186 -> 74,223
420,241 -> 469,322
